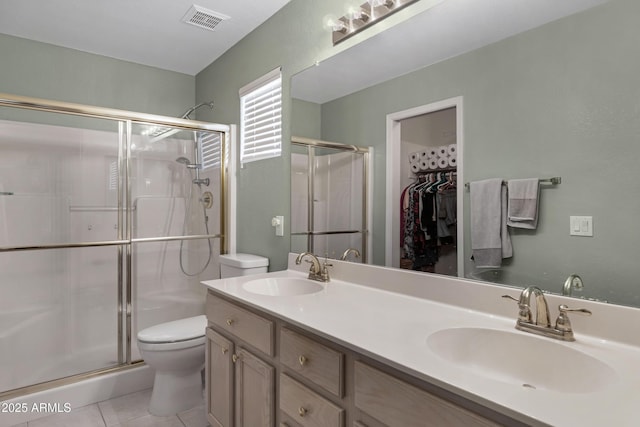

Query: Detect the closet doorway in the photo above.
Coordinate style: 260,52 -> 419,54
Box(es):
385,97 -> 464,277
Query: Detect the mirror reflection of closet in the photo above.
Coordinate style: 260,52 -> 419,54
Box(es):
400,107 -> 457,276
291,137 -> 370,262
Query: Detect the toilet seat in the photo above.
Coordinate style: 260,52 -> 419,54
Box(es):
138,336 -> 206,351
138,315 -> 207,350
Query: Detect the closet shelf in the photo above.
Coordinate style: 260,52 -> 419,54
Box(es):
414,167 -> 457,174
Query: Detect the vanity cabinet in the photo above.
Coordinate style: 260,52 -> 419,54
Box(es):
205,328 -> 233,427
206,295 -> 275,427
280,374 -> 344,427
206,290 -> 518,427
353,362 -> 500,427
280,327 -> 344,398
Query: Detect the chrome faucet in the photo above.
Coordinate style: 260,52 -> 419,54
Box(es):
295,252 -> 332,282
563,274 -> 584,296
519,286 -> 551,327
340,248 -> 361,261
503,286 -> 592,341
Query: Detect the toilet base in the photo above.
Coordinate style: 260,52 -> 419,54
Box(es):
148,367 -> 204,416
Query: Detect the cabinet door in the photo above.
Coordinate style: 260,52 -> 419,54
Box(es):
235,347 -> 275,427
206,328 -> 234,427
355,362 -> 500,427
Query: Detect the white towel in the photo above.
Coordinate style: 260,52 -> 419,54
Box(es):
470,179 -> 512,268
507,178 -> 540,229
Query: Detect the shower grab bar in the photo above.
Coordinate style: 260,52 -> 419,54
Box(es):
70,205 -> 136,212
69,195 -> 193,211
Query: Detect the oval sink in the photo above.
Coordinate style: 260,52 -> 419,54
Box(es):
427,327 -> 617,393
242,277 -> 324,296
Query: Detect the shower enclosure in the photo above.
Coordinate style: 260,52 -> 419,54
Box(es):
290,136 -> 370,262
0,93 -> 229,400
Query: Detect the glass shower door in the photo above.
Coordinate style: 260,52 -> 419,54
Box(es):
0,112 -> 124,393
129,123 -> 223,362
290,138 -> 369,262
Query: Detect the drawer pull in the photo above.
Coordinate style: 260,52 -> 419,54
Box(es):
221,348 -> 228,355
232,354 -> 239,363
298,355 -> 308,366
226,318 -> 234,326
298,406 -> 308,417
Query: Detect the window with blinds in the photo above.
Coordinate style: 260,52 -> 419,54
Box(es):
239,68 -> 282,165
198,131 -> 222,170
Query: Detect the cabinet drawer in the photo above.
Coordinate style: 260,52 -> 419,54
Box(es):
206,292 -> 274,356
280,374 -> 344,427
280,327 -> 344,397
354,362 -> 500,427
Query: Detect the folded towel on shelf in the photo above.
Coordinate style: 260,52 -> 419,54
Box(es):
470,179 -> 512,268
507,178 -> 540,229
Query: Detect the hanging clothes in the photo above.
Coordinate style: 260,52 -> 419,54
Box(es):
400,172 -> 457,270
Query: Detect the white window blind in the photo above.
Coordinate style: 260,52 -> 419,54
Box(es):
198,131 -> 222,170
240,68 -> 282,165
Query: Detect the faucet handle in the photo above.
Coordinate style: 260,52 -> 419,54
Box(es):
558,304 -> 592,316
555,304 -> 592,335
502,295 -> 532,322
502,295 -> 518,302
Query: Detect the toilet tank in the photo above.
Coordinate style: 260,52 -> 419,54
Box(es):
219,253 -> 269,278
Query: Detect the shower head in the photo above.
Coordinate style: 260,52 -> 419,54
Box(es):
176,156 -> 191,165
180,101 -> 214,119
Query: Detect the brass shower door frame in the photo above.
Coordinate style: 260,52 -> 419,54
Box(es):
0,92 -> 230,400
291,136 -> 370,262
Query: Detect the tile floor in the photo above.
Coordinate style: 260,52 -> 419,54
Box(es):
9,389 -> 209,427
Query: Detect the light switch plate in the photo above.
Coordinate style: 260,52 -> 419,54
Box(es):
570,216 -> 593,236
272,215 -> 284,236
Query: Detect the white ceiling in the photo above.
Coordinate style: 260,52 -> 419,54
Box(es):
0,0 -> 291,75
292,0 -> 609,104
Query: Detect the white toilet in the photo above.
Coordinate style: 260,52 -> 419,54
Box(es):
219,253 -> 270,277
137,253 -> 269,416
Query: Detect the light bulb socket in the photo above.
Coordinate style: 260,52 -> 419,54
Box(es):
369,0 -> 395,8
333,18 -> 348,33
331,0 -> 419,45
348,7 -> 370,23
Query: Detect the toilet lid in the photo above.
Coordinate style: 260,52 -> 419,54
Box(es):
137,315 -> 207,343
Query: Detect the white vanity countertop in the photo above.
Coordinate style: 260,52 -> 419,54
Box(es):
202,254 -> 640,427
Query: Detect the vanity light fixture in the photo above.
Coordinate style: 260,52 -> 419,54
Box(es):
328,0 -> 421,45
324,14 -> 348,34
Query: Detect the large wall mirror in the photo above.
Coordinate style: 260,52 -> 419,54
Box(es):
290,0 -> 640,308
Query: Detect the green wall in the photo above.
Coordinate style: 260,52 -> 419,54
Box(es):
0,33 -> 194,116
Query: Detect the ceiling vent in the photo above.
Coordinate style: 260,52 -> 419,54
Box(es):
182,5 -> 229,32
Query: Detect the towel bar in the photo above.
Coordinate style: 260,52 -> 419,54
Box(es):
464,177 -> 561,190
